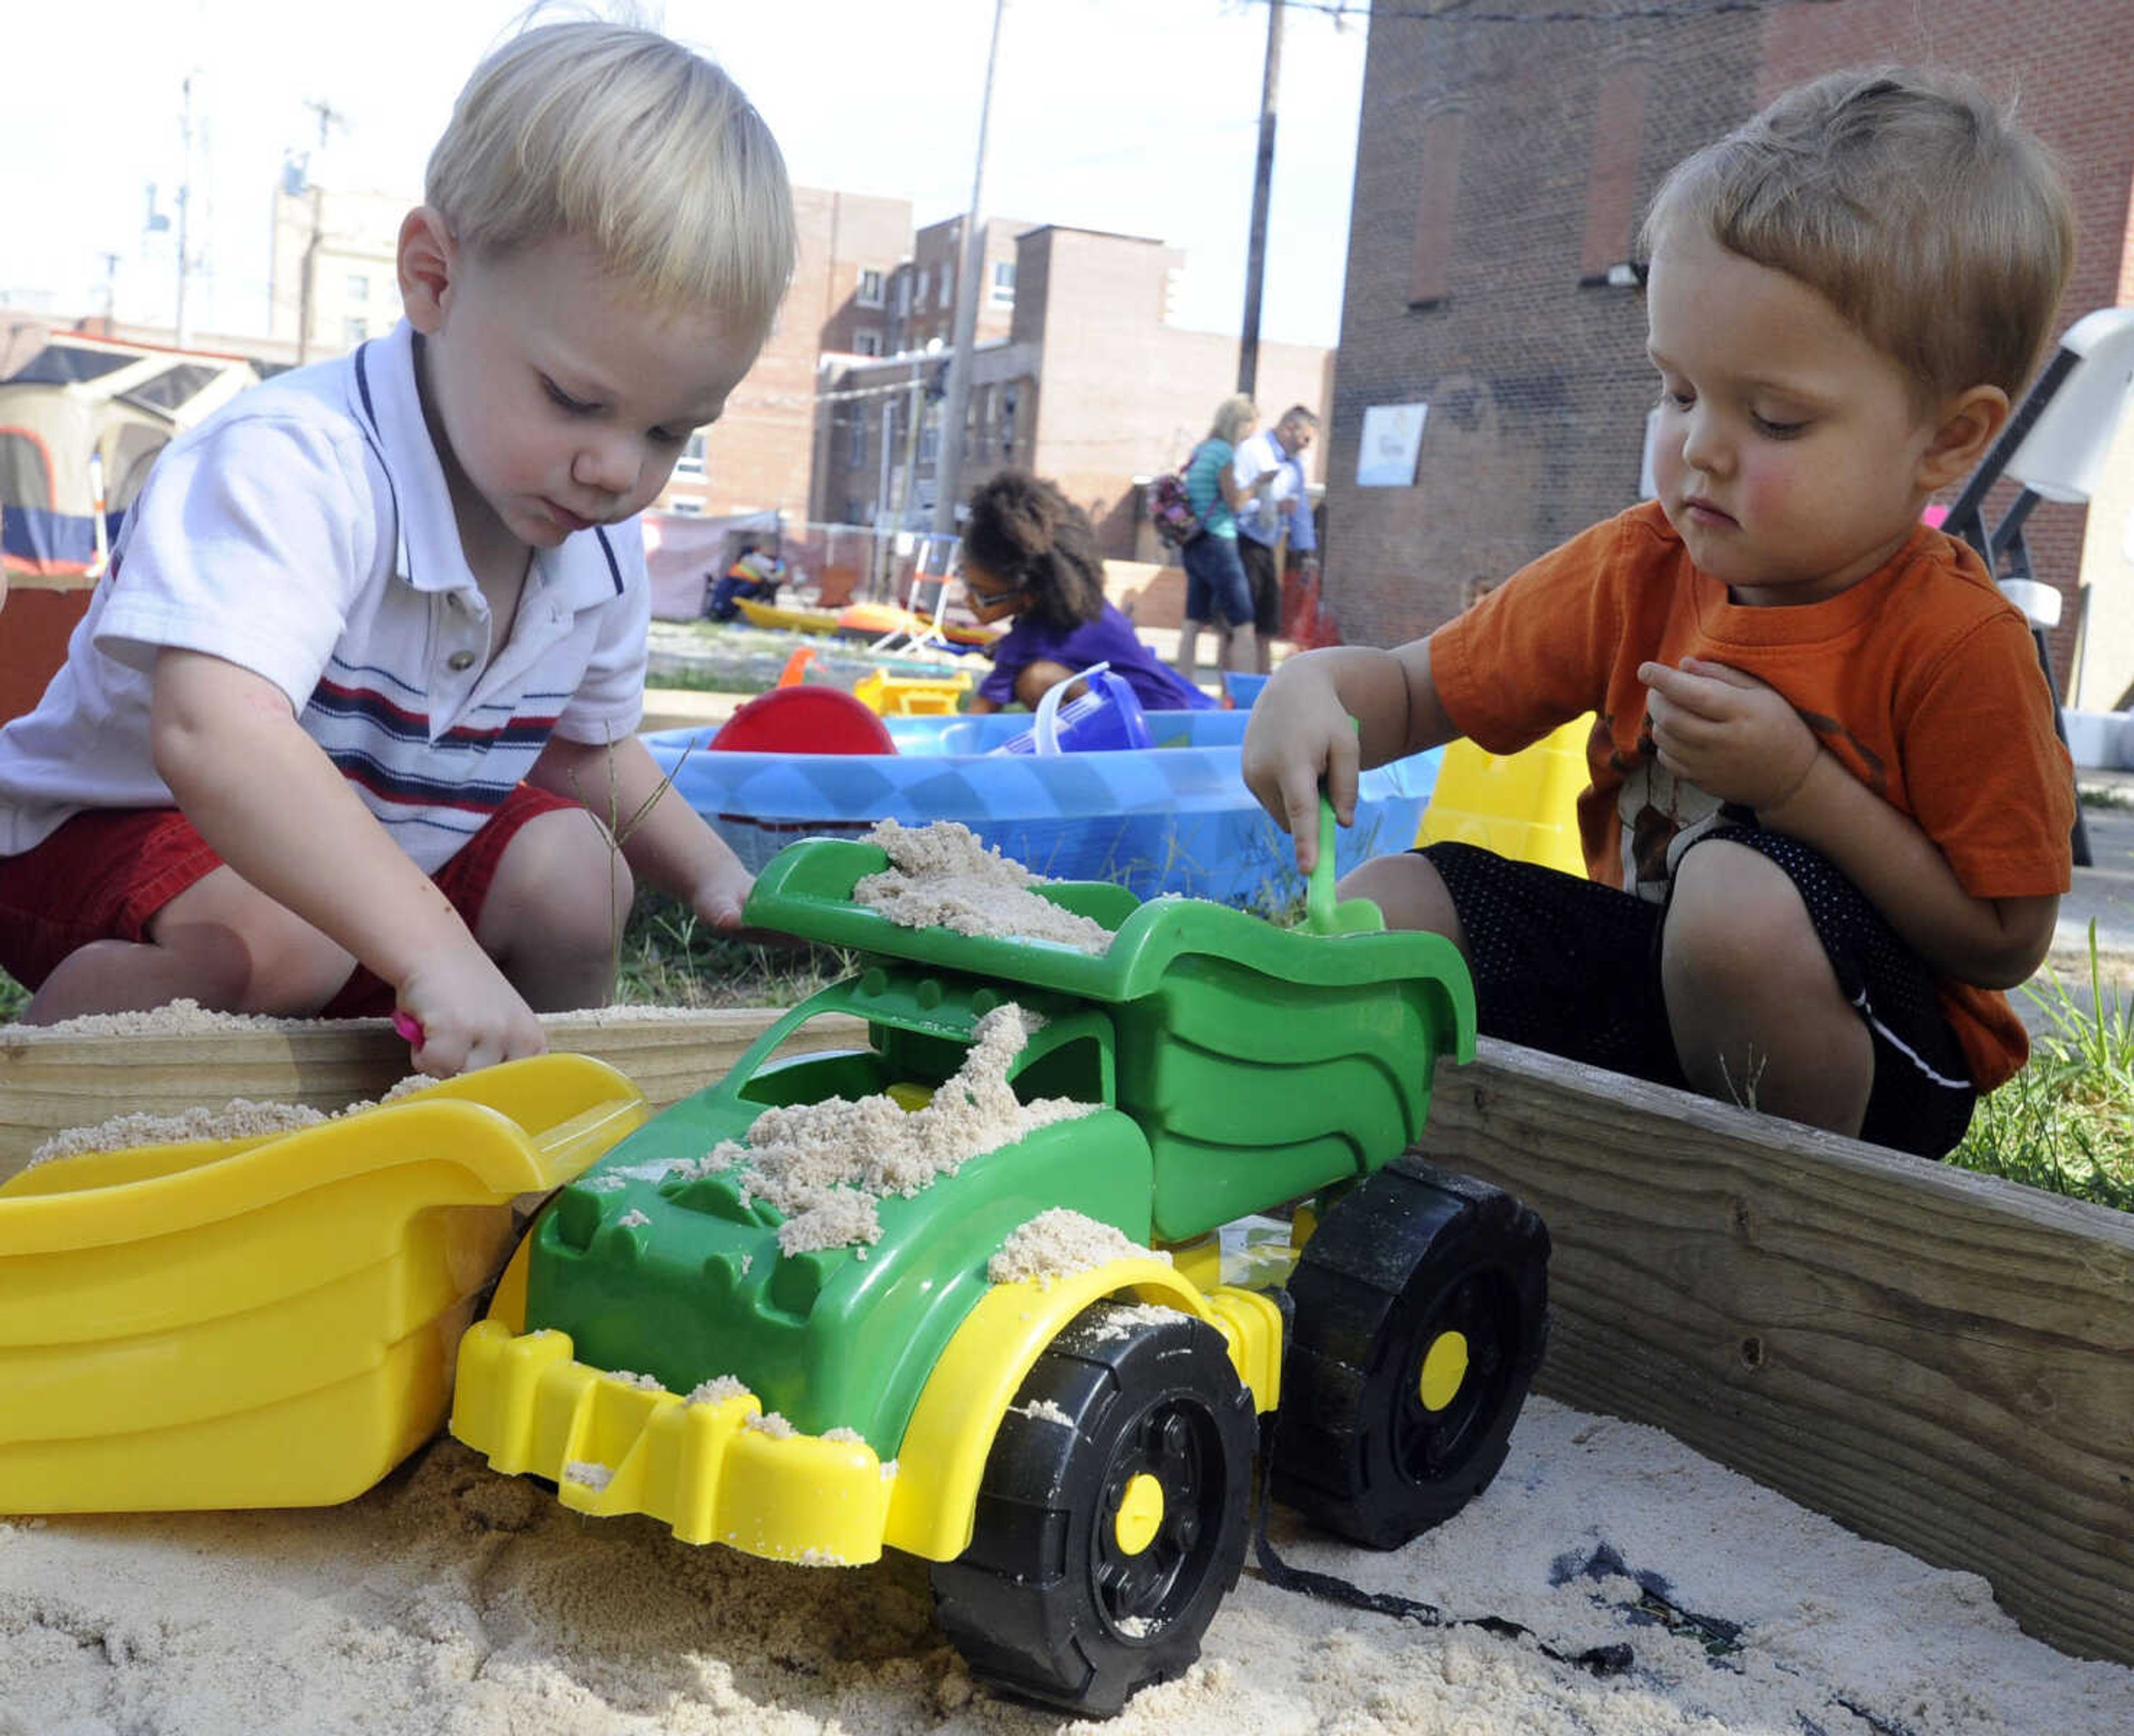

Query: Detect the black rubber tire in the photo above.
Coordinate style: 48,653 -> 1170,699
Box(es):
930,1300 -> 1259,1718
1274,1154 -> 1550,1549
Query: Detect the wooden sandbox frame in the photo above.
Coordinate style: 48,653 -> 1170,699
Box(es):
3,1011 -> 2128,1668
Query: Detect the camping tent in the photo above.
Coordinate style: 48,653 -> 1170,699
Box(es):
1,334 -> 258,581
0,334 -> 260,722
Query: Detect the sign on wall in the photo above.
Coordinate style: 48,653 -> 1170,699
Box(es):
1357,402 -> 1429,487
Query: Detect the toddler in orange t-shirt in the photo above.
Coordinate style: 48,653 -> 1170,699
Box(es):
1243,68 -> 2077,1158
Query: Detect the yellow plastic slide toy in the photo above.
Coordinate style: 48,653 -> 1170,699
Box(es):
0,1053 -> 646,1514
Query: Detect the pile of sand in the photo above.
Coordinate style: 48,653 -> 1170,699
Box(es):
855,819 -> 1113,954
28,1074 -> 433,1168
666,1004 -> 1094,1254
4,1396 -> 2127,1734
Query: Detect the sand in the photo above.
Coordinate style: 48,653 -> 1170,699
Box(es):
4,1396 -> 2129,1735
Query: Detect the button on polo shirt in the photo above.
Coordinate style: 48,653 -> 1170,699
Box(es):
0,318 -> 650,874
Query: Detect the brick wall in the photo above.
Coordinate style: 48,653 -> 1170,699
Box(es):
665,186 -> 911,519
1013,227 -> 1329,558
1330,0 -> 2134,683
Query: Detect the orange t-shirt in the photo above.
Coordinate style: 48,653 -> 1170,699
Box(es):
1429,501 -> 2073,1091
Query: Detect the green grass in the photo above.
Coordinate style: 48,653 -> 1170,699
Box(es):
614,890 -> 856,1010
1949,926 -> 2134,1212
641,663 -> 780,697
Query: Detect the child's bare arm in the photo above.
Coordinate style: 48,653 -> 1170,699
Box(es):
1641,658 -> 2058,987
151,648 -> 546,1070
530,734 -> 752,931
1241,640 -> 1455,871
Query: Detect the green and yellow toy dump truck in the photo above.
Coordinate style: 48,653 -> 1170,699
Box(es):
451,829 -> 1551,1717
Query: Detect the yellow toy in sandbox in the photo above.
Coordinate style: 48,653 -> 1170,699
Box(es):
0,817 -> 1556,1722
453,815 -> 1553,1718
0,1054 -> 646,1513
1418,714 -> 1593,877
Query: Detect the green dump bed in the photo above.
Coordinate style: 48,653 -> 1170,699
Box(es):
746,839 -> 1477,1239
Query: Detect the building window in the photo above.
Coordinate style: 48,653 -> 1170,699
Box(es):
895,272 -> 911,314
341,316 -> 369,348
849,416 -> 867,470
1581,63 -> 1649,280
675,431 -> 707,477
918,416 -> 940,463
1409,110 -> 1465,307
915,267 -> 930,308
345,272 -> 369,302
669,497 -> 705,516
853,328 -> 882,357
939,267 -> 953,309
989,260 -> 1016,307
857,267 -> 885,308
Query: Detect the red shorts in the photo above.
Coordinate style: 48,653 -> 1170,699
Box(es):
0,784 -> 581,1019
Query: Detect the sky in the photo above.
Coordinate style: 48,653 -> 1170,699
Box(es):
3,0 -> 1372,351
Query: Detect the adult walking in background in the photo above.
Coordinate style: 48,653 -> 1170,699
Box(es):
1232,404 -> 1319,674
1173,394 -> 1261,689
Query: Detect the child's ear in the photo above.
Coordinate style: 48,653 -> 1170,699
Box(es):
1916,385 -> 2011,492
397,207 -> 458,335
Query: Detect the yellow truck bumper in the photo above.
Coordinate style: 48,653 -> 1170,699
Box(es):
451,1256 -> 1286,1567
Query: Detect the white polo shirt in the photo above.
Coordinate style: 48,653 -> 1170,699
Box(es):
0,320 -> 649,873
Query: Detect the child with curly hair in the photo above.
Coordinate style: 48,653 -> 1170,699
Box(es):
959,471 -> 1214,715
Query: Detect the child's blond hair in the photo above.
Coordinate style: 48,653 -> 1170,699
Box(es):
1641,66 -> 2075,402
426,20 -> 795,342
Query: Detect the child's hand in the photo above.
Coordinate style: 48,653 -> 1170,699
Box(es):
395,944 -> 548,1077
1637,658 -> 1820,812
1241,662 -> 1362,872
689,850 -> 755,933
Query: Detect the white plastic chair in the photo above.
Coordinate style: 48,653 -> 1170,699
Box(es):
1941,307 -> 2134,867
867,531 -> 965,660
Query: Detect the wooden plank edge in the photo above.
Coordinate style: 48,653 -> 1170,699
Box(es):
1424,1036 -> 2134,1670
0,1006 -> 865,1180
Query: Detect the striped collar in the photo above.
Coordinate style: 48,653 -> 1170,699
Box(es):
346,320 -> 627,614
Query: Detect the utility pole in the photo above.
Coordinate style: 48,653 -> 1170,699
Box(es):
929,0 -> 1007,538
295,97 -> 348,366
1237,0 -> 1284,397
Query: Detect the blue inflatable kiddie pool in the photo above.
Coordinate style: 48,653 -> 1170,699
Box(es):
641,709 -> 1442,910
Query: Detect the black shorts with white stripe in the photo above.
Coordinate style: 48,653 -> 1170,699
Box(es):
1420,826 -> 1977,1159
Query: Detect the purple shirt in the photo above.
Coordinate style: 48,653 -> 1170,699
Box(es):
978,602 -> 1215,711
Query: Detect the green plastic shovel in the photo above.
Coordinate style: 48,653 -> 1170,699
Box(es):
1306,790 -> 1385,935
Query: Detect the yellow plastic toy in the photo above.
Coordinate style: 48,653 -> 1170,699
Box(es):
1418,714 -> 1593,877
0,1052 -> 646,1515
853,665 -> 974,717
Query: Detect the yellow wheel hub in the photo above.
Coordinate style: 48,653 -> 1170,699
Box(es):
1113,1472 -> 1165,1555
1418,1330 -> 1469,1413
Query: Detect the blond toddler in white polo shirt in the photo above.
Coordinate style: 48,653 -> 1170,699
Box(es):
0,22 -> 793,1076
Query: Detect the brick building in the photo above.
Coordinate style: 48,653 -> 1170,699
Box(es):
659,187 -> 914,521
814,221 -> 1332,557
266,184 -> 404,364
1328,0 -> 2134,681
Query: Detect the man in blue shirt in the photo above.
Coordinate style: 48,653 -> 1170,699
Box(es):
1230,405 -> 1319,675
